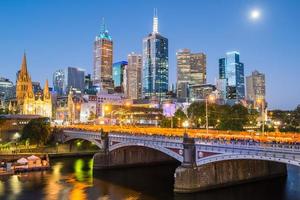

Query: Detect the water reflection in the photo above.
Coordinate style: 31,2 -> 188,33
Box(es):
0,156 -> 299,200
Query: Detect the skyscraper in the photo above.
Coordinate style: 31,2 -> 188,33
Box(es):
126,53 -> 142,99
53,69 -> 65,95
112,61 -> 128,93
218,51 -> 245,104
93,19 -> 114,92
246,70 -> 266,107
53,67 -> 85,95
176,49 -> 206,100
176,49 -> 190,99
66,67 -> 85,93
142,9 -> 168,102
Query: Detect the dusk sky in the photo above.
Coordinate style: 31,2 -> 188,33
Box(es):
0,0 -> 299,109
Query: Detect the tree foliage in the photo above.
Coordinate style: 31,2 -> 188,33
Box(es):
21,118 -> 51,145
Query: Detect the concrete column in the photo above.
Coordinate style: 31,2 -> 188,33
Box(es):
182,133 -> 196,167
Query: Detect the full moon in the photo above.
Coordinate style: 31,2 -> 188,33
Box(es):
250,9 -> 261,20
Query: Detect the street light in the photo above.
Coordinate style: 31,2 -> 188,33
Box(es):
257,98 -> 265,135
182,120 -> 189,135
205,95 -> 215,135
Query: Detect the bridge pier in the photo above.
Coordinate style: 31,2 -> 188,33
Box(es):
93,131 -> 176,169
174,134 -> 287,193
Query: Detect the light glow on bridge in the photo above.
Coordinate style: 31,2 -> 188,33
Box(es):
59,125 -> 300,144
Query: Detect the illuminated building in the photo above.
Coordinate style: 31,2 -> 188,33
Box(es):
176,49 -> 206,100
112,61 -> 127,93
14,53 -> 52,118
142,9 -> 168,102
126,53 -> 142,99
0,77 -> 14,109
246,70 -> 266,108
219,51 -> 245,104
93,19 -> 114,92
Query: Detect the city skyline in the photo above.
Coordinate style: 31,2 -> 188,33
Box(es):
0,0 -> 300,109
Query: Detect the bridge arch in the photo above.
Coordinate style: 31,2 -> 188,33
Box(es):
63,136 -> 103,149
196,153 -> 300,167
109,142 -> 183,162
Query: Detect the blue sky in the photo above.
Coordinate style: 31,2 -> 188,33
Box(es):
0,0 -> 299,109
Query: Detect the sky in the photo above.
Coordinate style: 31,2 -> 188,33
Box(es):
0,0 -> 299,110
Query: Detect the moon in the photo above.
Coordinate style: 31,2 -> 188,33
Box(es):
250,9 -> 261,20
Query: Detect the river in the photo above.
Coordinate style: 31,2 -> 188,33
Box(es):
0,156 -> 299,200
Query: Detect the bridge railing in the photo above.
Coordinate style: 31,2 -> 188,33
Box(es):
195,138 -> 300,152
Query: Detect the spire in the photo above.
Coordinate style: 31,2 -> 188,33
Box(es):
101,17 -> 107,33
20,52 -> 28,75
98,17 -> 112,41
153,8 -> 158,34
43,79 -> 50,99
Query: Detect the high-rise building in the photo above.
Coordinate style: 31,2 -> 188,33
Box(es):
53,69 -> 65,95
176,49 -> 190,100
66,67 -> 85,93
142,9 -> 168,102
218,51 -> 245,104
190,53 -> 206,85
126,53 -> 142,99
176,49 -> 206,100
113,61 -> 128,93
93,19 -> 114,92
0,77 -> 14,109
246,70 -> 266,107
53,67 -> 85,95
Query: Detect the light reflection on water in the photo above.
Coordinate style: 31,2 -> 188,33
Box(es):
0,156 -> 299,200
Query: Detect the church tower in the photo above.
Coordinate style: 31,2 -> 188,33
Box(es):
16,53 -> 34,111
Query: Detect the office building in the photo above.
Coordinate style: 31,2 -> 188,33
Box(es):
218,51 -> 245,104
176,49 -> 206,100
126,53 -> 142,99
93,19 -> 114,92
113,61 -> 128,93
246,70 -> 266,108
142,9 -> 168,102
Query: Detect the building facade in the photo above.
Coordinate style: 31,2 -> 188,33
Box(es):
53,67 -> 85,95
176,49 -> 206,100
142,10 -> 168,102
246,70 -> 266,108
218,51 -> 245,104
53,69 -> 65,95
112,61 -> 128,93
93,20 -> 114,92
126,53 -> 142,99
0,77 -> 14,109
14,54 -> 52,118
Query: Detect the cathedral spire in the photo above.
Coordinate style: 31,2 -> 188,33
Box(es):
43,79 -> 50,99
153,8 -> 158,34
20,52 -> 28,76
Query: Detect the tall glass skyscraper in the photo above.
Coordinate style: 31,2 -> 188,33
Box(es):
112,61 -> 128,93
93,19 -> 114,92
142,9 -> 168,102
53,67 -> 85,95
219,51 -> 245,104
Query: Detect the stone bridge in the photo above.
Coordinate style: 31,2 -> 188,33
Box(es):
62,129 -> 300,193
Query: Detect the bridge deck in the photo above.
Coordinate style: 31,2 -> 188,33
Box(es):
60,125 -> 300,144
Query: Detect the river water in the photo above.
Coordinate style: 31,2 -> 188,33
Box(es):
0,156 -> 299,200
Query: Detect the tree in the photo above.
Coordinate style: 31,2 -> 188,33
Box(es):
21,118 -> 51,146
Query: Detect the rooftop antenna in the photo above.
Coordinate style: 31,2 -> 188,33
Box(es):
153,8 -> 158,34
